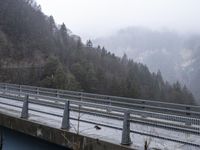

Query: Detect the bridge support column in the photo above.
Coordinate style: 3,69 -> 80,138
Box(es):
121,110 -> 132,145
21,95 -> 29,119
61,101 -> 70,130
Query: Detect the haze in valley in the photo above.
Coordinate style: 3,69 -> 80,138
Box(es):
36,0 -> 200,102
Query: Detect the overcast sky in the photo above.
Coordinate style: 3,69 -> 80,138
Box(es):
36,0 -> 200,40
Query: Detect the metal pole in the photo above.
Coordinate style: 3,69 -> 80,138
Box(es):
80,92 -> 83,102
107,97 -> 112,112
21,95 -> 29,119
61,101 -> 70,130
56,90 -> 59,98
121,110 -> 132,145
185,107 -> 191,126
37,88 -> 39,95
19,85 -> 21,97
3,84 -> 7,94
35,88 -> 39,100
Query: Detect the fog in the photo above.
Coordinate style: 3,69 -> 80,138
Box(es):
36,0 -> 200,102
37,0 -> 200,40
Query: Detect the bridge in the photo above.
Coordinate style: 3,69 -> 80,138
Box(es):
0,83 -> 199,150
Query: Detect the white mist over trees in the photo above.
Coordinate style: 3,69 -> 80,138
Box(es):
94,27 -> 200,102
35,0 -> 200,103
0,0 -> 196,105
36,0 -> 200,40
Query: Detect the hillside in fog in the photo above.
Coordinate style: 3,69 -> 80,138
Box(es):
0,0 -> 196,105
94,27 -> 200,102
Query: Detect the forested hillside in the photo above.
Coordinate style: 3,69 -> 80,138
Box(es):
94,27 -> 200,102
0,0 -> 195,104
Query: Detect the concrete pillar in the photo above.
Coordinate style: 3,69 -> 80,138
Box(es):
121,110 -> 132,145
21,95 -> 29,119
61,101 -> 70,130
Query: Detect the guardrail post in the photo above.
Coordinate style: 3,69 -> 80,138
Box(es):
106,97 -> 112,112
3,84 -> 7,94
142,101 -> 145,109
80,92 -> 82,101
19,85 -> 21,97
141,101 -> 147,118
185,107 -> 191,126
36,88 -> 39,95
79,92 -> 83,108
61,101 -> 70,130
185,106 -> 191,115
121,110 -> 132,145
36,88 -> 39,100
56,90 -> 59,98
21,95 -> 29,119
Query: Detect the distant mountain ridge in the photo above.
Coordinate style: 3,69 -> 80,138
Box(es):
94,27 -> 200,102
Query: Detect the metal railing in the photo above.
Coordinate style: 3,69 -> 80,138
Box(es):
0,83 -> 200,118
0,83 -> 199,147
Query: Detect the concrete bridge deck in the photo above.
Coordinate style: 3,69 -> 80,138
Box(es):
0,96 -> 138,150
0,83 -> 200,150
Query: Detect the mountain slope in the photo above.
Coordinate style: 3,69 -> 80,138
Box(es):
94,27 -> 200,102
0,0 -> 195,104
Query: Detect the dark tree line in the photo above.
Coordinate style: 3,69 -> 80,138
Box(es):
0,0 -> 195,104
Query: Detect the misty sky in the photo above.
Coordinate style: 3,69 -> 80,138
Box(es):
36,0 -> 200,40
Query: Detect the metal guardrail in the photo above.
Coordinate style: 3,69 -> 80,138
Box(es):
0,83 -> 199,148
0,82 -> 200,118
0,83 -> 200,127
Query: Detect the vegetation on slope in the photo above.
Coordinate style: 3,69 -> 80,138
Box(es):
0,0 -> 195,104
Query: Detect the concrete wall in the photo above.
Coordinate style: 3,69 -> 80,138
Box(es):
0,113 -> 137,150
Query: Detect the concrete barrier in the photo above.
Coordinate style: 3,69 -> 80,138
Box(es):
0,112 -> 137,150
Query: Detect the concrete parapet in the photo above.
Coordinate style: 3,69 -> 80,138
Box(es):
0,112 -> 137,150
